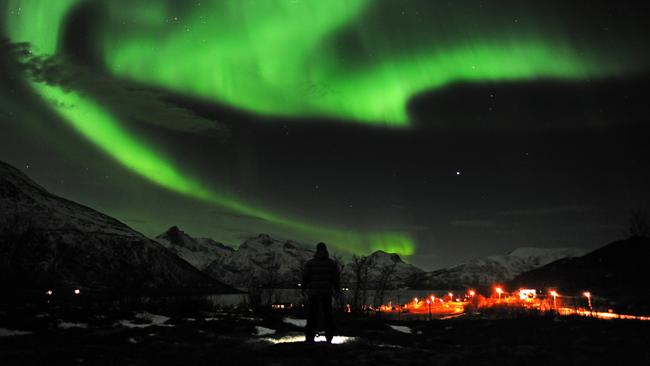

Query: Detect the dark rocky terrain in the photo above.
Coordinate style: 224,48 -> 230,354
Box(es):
0,161 -> 236,297
1,305 -> 649,366
511,237 -> 650,314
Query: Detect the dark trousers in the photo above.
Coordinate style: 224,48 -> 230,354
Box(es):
305,295 -> 334,341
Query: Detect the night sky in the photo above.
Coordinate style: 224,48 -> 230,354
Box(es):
1,0 -> 649,269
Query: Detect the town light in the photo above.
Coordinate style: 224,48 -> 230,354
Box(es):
583,291 -> 592,310
430,295 -> 435,302
468,290 -> 476,297
496,287 -> 503,300
74,288 -> 81,295
46,290 -> 53,296
550,290 -> 558,309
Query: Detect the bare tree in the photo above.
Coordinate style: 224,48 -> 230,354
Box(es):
373,262 -> 397,307
628,210 -> 649,239
260,252 -> 282,307
349,255 -> 371,311
331,253 -> 347,310
244,253 -> 282,310
244,264 -> 263,311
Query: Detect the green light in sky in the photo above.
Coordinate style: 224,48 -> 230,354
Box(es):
4,0 -> 637,126
3,0 -> 80,54
99,0 -> 627,125
3,0 -> 643,256
31,81 -> 415,255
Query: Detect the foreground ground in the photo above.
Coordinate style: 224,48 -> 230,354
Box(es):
1,304 -> 649,366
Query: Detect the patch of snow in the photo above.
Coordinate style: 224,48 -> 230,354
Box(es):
283,317 -> 307,328
128,337 -> 138,344
387,324 -> 412,334
135,312 -> 170,325
238,316 -> 263,322
117,320 -> 174,329
263,333 -> 355,344
0,328 -> 32,337
254,326 -> 276,336
58,322 -> 88,329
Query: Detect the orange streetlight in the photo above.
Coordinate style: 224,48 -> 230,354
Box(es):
468,290 -> 476,297
550,290 -> 558,309
448,292 -> 453,301
496,287 -> 503,300
583,292 -> 592,310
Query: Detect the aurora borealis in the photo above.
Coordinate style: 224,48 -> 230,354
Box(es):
1,0 -> 649,267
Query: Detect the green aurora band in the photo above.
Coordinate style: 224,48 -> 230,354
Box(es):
101,1 -> 629,125
2,0 -> 643,254
30,81 -> 414,254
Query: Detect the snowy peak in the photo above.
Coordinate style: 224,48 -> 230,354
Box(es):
412,246 -> 588,289
197,234 -> 425,289
155,226 -> 234,270
239,233 -> 301,251
367,250 -> 405,265
0,161 -> 233,293
507,247 -> 587,259
341,250 -> 423,288
0,161 -> 136,238
158,226 -> 197,249
205,233 -> 315,288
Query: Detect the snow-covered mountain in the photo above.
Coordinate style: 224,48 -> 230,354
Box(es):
342,250 -> 424,288
152,227 -> 426,289
0,161 -> 235,294
155,226 -> 234,270
204,234 -> 315,288
411,247 -> 589,289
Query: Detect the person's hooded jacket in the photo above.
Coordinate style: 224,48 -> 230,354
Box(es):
302,243 -> 340,297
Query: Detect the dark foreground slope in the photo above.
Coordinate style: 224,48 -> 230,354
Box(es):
0,161 -> 236,297
511,237 -> 650,313
1,310 -> 649,366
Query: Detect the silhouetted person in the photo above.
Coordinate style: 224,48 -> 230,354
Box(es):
302,242 -> 340,343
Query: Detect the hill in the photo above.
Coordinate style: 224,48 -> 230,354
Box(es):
0,161 -> 237,297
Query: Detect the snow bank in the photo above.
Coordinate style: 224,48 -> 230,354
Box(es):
58,322 -> 88,329
283,317 -> 307,328
0,328 -> 32,337
117,312 -> 174,328
387,324 -> 412,334
254,326 -> 276,336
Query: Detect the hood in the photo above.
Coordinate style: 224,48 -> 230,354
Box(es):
315,248 -> 329,259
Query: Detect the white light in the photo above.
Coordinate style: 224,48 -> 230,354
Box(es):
264,334 -> 356,345
74,289 -> 81,295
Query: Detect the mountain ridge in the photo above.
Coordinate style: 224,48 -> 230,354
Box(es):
0,161 -> 237,296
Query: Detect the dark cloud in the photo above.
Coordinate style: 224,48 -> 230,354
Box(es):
6,41 -> 230,138
449,220 -> 497,229
495,205 -> 597,217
